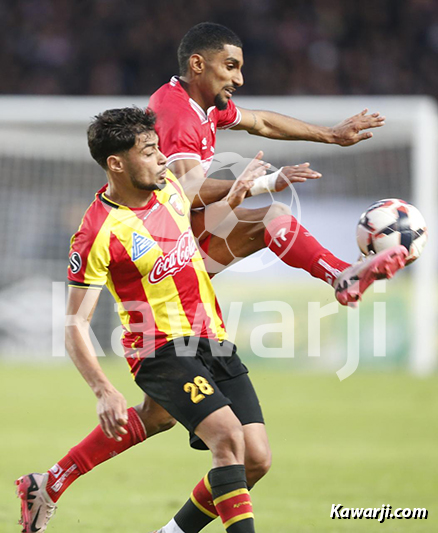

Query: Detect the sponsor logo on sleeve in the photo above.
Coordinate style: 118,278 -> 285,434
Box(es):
69,252 -> 82,273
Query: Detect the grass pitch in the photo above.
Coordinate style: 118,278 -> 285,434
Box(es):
1,360 -> 437,532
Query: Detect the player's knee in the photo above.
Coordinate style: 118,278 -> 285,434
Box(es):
213,422 -> 246,464
246,447 -> 272,486
264,202 -> 291,225
220,422 -> 245,452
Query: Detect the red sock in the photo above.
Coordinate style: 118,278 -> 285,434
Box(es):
264,215 -> 351,286
46,407 -> 146,502
45,455 -> 80,503
191,474 -> 219,518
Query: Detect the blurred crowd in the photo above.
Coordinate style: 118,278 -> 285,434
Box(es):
2,0 -> 438,97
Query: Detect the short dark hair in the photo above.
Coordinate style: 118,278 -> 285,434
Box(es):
178,22 -> 242,75
87,106 -> 156,169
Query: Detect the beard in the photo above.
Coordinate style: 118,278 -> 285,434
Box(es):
129,173 -> 161,191
214,92 -> 228,111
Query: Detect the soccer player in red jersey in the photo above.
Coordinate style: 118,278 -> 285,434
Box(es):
147,22 -> 404,303
16,107 -> 272,532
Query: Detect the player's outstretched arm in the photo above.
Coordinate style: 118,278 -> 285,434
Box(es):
65,286 -> 128,441
234,107 -> 385,147
170,156 -> 321,207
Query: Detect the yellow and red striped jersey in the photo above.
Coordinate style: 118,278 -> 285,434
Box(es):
68,171 -> 227,374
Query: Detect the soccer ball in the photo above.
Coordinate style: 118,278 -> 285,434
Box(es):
356,198 -> 427,264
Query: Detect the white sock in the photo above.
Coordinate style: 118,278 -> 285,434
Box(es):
161,518 -> 185,533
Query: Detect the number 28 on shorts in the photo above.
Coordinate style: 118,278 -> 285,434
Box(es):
184,376 -> 215,404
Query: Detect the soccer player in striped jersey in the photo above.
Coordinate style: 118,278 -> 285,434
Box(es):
16,107 -> 273,532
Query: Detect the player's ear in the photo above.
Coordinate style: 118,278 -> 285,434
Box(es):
107,155 -> 124,173
189,54 -> 205,75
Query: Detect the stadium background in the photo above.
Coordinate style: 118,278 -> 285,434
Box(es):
1,1 -> 437,531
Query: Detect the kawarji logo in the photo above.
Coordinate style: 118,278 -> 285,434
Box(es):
132,232 -> 156,261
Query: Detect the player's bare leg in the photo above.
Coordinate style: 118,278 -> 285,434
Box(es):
243,423 -> 272,487
193,204 -> 407,304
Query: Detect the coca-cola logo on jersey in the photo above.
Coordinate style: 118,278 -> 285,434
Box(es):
149,231 -> 197,284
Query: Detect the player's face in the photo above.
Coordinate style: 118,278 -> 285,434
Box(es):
201,44 -> 244,110
123,132 -> 167,191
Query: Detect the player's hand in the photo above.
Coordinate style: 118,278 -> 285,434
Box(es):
227,151 -> 270,209
96,388 -> 128,441
275,163 -> 322,190
331,109 -> 385,146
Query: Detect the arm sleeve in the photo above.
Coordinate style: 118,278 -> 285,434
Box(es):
68,225 -> 110,289
217,100 -> 242,130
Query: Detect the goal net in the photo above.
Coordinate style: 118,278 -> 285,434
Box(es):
0,95 -> 436,376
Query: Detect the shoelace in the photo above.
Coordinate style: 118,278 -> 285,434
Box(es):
42,496 -> 57,523
44,503 -> 56,524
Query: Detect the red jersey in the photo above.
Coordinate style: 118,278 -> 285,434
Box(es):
68,171 -> 227,375
149,76 -> 241,175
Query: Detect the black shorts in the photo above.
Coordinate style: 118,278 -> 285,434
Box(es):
190,371 -> 264,450
134,337 -> 264,448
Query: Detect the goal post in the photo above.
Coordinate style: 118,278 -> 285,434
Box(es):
411,98 -> 438,375
0,95 -> 436,374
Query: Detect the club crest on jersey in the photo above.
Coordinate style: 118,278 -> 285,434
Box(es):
69,252 -> 82,273
149,230 -> 197,284
132,232 -> 156,261
169,194 -> 184,216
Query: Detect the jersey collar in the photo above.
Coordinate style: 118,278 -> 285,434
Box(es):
170,76 -> 215,124
97,184 -> 159,211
